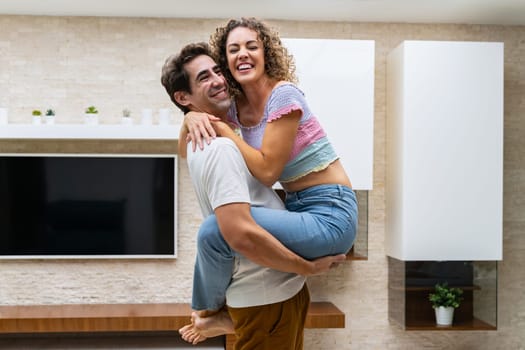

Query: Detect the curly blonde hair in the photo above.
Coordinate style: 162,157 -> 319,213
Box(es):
210,17 -> 297,98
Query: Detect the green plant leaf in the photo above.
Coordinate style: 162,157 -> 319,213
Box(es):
85,106 -> 98,114
428,282 -> 464,309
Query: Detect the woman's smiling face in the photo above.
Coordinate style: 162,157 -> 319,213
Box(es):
226,26 -> 266,85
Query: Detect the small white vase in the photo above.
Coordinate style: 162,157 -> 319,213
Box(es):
158,108 -> 170,125
0,107 -> 8,125
141,108 -> 153,125
434,306 -> 454,326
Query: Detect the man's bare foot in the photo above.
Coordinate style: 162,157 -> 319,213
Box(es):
179,321 -> 207,345
179,310 -> 234,345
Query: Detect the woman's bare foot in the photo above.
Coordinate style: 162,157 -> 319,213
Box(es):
179,310 -> 234,345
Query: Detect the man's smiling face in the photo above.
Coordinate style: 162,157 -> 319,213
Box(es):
184,55 -> 231,117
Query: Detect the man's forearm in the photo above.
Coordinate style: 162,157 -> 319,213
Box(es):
235,223 -> 312,275
215,203 -> 313,275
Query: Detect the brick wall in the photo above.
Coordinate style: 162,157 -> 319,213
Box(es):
1,15 -> 524,349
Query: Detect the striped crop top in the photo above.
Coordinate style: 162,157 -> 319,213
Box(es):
227,83 -> 339,183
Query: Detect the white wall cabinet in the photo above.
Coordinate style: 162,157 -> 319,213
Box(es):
282,38 -> 375,190
386,40 -> 503,261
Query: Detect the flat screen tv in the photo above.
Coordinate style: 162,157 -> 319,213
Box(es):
0,154 -> 177,259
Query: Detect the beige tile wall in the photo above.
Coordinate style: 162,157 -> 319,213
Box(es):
0,15 -> 524,349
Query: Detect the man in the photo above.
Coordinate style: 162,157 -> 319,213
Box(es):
161,43 -> 345,349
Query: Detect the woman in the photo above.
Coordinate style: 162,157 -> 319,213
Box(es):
181,17 -> 358,343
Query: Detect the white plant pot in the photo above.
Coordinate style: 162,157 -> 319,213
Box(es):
434,306 -> 455,326
32,116 -> 42,125
84,113 -> 99,125
121,117 -> 133,125
45,116 -> 55,125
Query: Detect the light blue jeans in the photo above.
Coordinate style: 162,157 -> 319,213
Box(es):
192,184 -> 358,310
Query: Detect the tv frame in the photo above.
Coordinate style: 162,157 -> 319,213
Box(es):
0,153 -> 178,260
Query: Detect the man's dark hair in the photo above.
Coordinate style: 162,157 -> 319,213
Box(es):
161,42 -> 212,114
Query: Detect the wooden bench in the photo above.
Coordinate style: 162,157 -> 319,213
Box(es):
0,302 -> 344,350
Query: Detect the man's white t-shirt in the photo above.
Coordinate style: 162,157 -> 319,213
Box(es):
187,137 -> 305,308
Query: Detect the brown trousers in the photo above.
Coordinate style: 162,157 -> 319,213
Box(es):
228,284 -> 310,350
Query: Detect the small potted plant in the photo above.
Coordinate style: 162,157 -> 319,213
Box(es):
32,109 -> 42,125
45,109 -> 55,125
429,282 -> 463,326
84,105 -> 99,125
121,108 -> 133,125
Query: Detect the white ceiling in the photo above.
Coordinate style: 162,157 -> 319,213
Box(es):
1,0 -> 525,26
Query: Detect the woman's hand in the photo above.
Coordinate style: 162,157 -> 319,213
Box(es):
184,111 -> 221,151
211,120 -> 236,137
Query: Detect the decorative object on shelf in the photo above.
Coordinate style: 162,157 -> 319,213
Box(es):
32,109 -> 43,125
84,105 -> 99,125
429,283 -> 463,326
45,109 -> 55,125
158,108 -> 170,126
121,108 -> 133,125
0,107 -> 8,125
141,108 -> 153,125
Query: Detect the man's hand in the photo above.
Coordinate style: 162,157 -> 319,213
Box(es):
305,254 -> 347,276
184,112 -> 220,151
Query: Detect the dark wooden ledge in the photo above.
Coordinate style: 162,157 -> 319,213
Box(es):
0,303 -> 192,334
0,302 -> 344,349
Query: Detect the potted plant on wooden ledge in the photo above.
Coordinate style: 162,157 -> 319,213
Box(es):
429,282 -> 463,326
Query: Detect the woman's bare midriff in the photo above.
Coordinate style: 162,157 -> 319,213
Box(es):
280,159 -> 352,193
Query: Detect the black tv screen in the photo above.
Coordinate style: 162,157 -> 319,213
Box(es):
0,154 -> 177,258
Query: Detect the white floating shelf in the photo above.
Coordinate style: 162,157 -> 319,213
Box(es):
0,124 -> 181,140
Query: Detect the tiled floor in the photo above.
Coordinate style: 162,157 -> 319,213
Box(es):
0,333 -> 224,349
